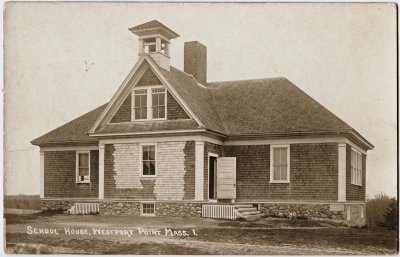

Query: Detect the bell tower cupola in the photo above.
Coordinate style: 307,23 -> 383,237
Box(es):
129,20 -> 179,71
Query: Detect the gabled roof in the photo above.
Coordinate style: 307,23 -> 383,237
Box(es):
207,77 -> 352,135
159,67 -> 227,134
31,104 -> 107,146
32,56 -> 373,150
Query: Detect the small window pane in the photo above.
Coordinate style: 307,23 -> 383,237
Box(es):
274,148 -> 281,164
143,161 -> 150,175
79,154 -> 88,167
79,168 -> 89,176
280,148 -> 287,164
274,166 -> 281,180
149,161 -> 156,175
152,94 -> 158,106
281,165 -> 288,180
159,94 -> 165,105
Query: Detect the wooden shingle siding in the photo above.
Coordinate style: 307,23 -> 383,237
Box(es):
346,144 -> 366,201
224,143 -> 338,201
104,144 -> 156,200
167,92 -> 189,120
104,142 -> 196,200
183,141 -> 195,200
110,93 -> 131,123
44,150 -> 99,198
224,145 -> 270,201
136,68 -> 162,87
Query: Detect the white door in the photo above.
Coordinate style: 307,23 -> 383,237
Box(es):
216,157 -> 236,200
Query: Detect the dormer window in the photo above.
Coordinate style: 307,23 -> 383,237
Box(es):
133,87 -> 166,121
134,89 -> 147,120
152,88 -> 166,119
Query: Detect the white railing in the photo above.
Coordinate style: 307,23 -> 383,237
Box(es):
69,203 -> 99,215
202,204 -> 239,220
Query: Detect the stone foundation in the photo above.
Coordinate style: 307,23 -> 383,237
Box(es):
156,202 -> 202,217
41,199 -> 201,217
260,202 -> 366,227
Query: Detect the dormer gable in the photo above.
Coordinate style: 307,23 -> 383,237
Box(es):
89,56 -> 197,135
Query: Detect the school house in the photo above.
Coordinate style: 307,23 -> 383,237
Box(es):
31,20 -> 373,226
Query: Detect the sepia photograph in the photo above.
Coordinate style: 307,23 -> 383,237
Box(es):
3,2 -> 398,254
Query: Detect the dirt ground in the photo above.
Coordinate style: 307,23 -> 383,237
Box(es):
4,212 -> 398,255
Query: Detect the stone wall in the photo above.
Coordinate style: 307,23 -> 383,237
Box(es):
260,203 -> 345,220
100,201 -> 141,216
156,202 -> 202,217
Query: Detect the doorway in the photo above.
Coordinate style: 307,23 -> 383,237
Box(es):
209,155 -> 217,200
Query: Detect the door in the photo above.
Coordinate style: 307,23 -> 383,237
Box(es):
216,157 -> 236,200
208,156 -> 217,199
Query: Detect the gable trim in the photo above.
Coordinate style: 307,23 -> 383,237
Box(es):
145,56 -> 204,128
89,55 -> 147,134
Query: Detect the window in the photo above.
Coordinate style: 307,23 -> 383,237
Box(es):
141,145 -> 156,176
133,87 -> 167,120
76,151 -> 90,183
351,149 -> 362,186
270,145 -> 290,183
134,89 -> 147,120
152,88 -> 166,119
141,203 -> 155,216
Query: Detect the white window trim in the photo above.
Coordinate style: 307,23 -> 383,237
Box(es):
76,150 -> 91,184
351,148 -> 363,186
132,85 -> 167,121
270,145 -> 290,183
139,143 -> 157,178
140,202 -> 156,216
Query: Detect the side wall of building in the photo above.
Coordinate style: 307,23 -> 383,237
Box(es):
223,143 -> 339,201
346,144 -> 366,201
43,150 -> 99,198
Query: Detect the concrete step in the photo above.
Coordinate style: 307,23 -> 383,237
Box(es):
241,210 -> 261,216
237,207 -> 258,212
243,214 -> 263,221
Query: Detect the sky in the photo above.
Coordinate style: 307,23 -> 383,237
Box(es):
4,2 -> 397,198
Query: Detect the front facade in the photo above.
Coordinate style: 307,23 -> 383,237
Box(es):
32,21 -> 373,226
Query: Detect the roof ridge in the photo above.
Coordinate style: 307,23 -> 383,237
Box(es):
207,77 -> 287,85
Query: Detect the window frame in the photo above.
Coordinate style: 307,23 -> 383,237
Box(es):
270,145 -> 290,183
76,150 -> 91,184
132,89 -> 148,121
140,202 -> 156,216
139,143 -> 157,178
132,85 -> 167,121
351,148 -> 363,186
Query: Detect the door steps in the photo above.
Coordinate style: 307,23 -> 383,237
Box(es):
202,203 -> 262,221
234,204 -> 262,221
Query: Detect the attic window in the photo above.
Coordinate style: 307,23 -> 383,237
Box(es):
133,87 -> 167,121
134,89 -> 147,120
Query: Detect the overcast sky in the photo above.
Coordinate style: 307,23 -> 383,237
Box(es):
4,2 -> 397,197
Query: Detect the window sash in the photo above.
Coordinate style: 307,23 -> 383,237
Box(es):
351,150 -> 362,185
142,145 -> 156,176
152,91 -> 166,119
142,203 -> 155,215
271,147 -> 289,182
77,152 -> 90,182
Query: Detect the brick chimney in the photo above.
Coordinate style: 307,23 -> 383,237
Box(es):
184,41 -> 207,85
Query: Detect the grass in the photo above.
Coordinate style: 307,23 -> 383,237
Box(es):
4,195 -> 41,210
4,212 -> 398,255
